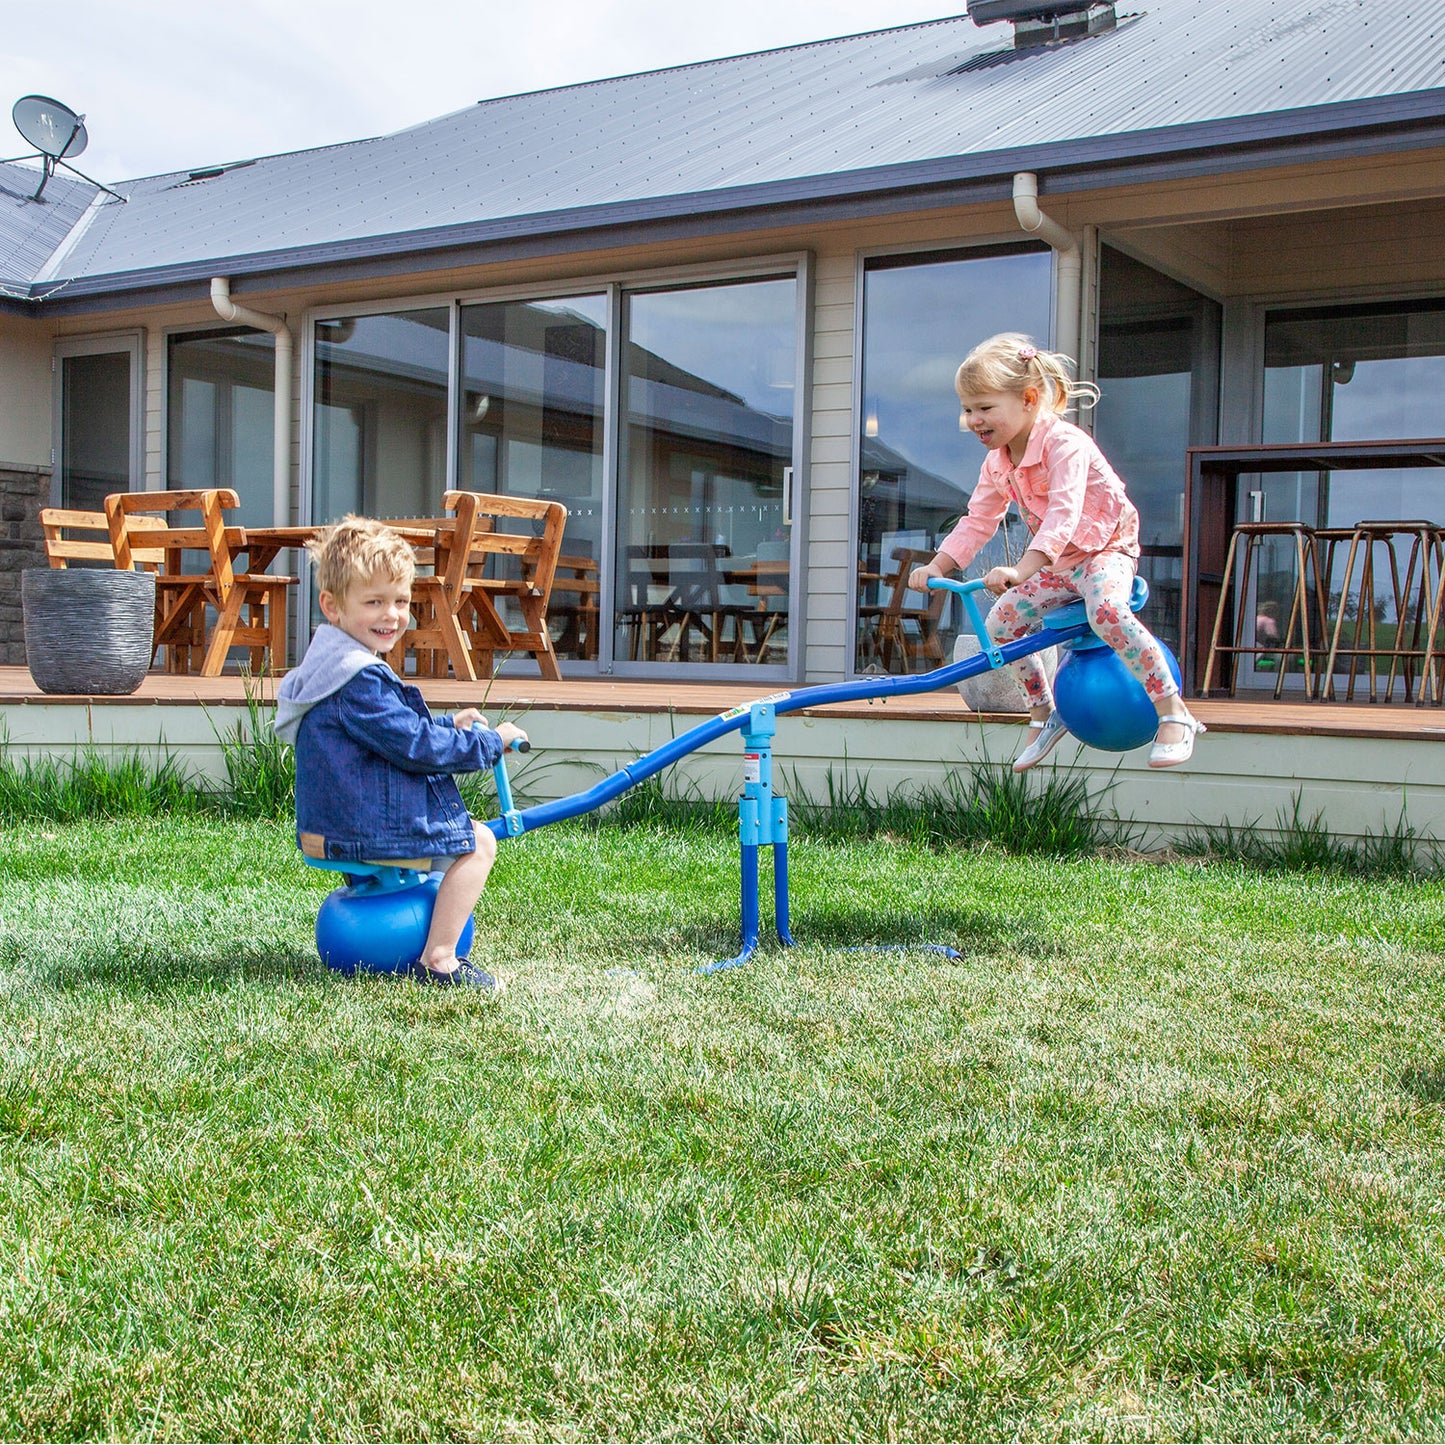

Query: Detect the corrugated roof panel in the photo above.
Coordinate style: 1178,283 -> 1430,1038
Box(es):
0,162 -> 96,292
8,0 -> 1445,295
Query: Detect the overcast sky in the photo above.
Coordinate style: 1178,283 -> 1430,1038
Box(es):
3,0 -> 964,184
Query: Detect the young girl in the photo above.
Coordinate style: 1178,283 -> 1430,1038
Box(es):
909,332 -> 1205,772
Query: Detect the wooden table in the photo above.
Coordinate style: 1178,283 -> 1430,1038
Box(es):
722,558 -> 789,662
239,522 -> 441,575
243,501 -> 567,682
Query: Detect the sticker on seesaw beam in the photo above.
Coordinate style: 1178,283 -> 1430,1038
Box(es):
743,753 -> 762,783
717,691 -> 794,721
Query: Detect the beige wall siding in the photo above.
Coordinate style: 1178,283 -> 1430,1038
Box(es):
803,249 -> 859,679
3,693 -> 1439,850
0,315 -> 53,469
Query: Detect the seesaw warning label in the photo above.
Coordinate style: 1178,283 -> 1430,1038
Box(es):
743,754 -> 762,784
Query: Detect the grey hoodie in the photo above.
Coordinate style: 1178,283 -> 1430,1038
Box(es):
273,624 -> 387,746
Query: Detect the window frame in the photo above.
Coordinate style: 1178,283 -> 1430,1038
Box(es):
298,252 -> 812,678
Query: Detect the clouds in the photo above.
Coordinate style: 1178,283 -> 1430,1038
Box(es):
4,0 -> 961,183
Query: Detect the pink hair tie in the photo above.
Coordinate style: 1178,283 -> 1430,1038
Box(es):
1017,345 -> 1038,362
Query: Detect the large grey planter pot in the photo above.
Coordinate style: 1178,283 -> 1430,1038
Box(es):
22,568 -> 156,695
954,630 -> 1057,713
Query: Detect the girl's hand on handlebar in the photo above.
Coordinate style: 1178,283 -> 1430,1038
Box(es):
453,707 -> 484,731
983,565 -> 1021,596
909,561 -> 946,591
496,722 -> 529,751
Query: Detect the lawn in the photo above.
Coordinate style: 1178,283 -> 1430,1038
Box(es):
1,815 -> 1443,1441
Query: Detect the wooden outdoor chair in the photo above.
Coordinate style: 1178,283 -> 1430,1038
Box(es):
857,547 -> 947,671
105,488 -> 293,677
550,553 -> 600,660
390,490 -> 568,681
42,507 -> 147,569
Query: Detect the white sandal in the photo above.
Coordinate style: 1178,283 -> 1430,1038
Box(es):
1013,710 -> 1069,773
1148,715 -> 1206,769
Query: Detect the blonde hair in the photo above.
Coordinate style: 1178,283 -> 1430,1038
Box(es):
308,515 -> 415,600
954,332 -> 1099,416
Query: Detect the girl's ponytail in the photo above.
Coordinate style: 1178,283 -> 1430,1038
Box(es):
955,332 -> 1099,415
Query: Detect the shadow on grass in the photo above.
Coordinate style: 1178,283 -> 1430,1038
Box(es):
29,944 -> 319,992
671,901 -> 1060,961
1400,1066 -> 1445,1104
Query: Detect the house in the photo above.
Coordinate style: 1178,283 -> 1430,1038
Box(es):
1,0 -> 1443,843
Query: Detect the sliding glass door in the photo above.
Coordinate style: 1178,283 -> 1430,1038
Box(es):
54,334 -> 142,512
309,268 -> 803,676
615,275 -> 798,674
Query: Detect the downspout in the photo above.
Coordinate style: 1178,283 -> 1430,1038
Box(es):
1012,172 -> 1081,365
210,277 -> 293,526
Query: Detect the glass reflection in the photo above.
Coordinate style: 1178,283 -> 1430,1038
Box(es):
616,277 -> 796,667
856,246 -> 1050,674
168,328 -> 276,529
312,309 -> 449,523
1095,246 -> 1221,656
459,296 -> 606,663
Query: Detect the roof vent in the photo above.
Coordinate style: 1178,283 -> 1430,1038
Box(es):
969,1 -> 1117,48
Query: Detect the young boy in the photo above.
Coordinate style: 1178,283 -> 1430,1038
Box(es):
274,515 -> 527,989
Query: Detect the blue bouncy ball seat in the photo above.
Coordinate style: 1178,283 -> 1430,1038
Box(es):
1042,579 -> 1182,754
312,865 -> 475,976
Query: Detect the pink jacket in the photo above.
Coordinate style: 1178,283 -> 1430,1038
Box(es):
938,412 -> 1140,573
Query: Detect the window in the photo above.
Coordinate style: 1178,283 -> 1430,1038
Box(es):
312,309 -> 449,522
167,328 -> 276,528
54,336 -> 142,512
856,245 -> 1050,673
1095,245 -> 1220,653
1263,298 -> 1445,524
306,270 -> 805,676
616,276 -> 798,671
459,296 -> 607,663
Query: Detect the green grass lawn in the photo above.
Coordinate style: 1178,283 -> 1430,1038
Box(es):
1,816 -> 1443,1441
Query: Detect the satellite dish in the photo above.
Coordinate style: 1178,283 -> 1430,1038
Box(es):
12,96 -> 88,161
3,93 -> 123,203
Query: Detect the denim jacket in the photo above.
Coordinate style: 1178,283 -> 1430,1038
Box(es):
275,628 -> 503,861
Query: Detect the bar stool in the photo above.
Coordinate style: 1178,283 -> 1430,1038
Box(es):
1321,520 -> 1443,703
1421,560 -> 1445,706
1202,521 -> 1326,698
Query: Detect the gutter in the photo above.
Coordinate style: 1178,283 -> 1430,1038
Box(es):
1013,172 -> 1080,363
210,277 -> 293,526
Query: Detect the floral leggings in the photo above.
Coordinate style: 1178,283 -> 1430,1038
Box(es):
986,552 -> 1178,708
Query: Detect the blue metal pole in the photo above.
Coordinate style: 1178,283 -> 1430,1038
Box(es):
772,795 -> 794,946
483,600 -> 1091,842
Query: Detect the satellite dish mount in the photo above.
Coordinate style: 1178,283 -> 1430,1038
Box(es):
2,95 -> 124,202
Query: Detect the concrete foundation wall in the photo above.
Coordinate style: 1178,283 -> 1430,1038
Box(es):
2,695 -> 1439,852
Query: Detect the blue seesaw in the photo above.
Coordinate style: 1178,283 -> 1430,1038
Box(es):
306,739 -> 528,975
307,577 -> 1177,976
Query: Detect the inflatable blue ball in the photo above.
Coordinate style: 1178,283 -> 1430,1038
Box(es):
315,873 -> 475,976
1052,634 -> 1183,754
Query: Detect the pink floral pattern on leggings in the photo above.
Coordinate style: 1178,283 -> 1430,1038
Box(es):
984,552 -> 1176,706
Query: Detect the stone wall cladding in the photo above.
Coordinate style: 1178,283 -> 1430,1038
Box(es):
0,465 -> 53,665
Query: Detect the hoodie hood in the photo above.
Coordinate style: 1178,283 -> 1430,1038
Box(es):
273,624 -> 389,745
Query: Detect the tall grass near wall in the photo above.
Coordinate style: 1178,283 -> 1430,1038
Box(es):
1,692 -> 1442,876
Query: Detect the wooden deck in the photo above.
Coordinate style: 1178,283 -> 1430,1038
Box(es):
2,665 -> 1443,741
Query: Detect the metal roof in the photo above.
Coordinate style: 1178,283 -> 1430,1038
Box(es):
0,162 -> 99,295
6,0 -> 1445,306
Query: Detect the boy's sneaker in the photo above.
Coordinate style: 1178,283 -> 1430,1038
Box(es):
411,958 -> 502,992
1012,711 -> 1069,773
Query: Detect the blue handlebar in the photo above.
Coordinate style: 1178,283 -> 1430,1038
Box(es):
927,576 -> 1003,668
490,733 -> 529,837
